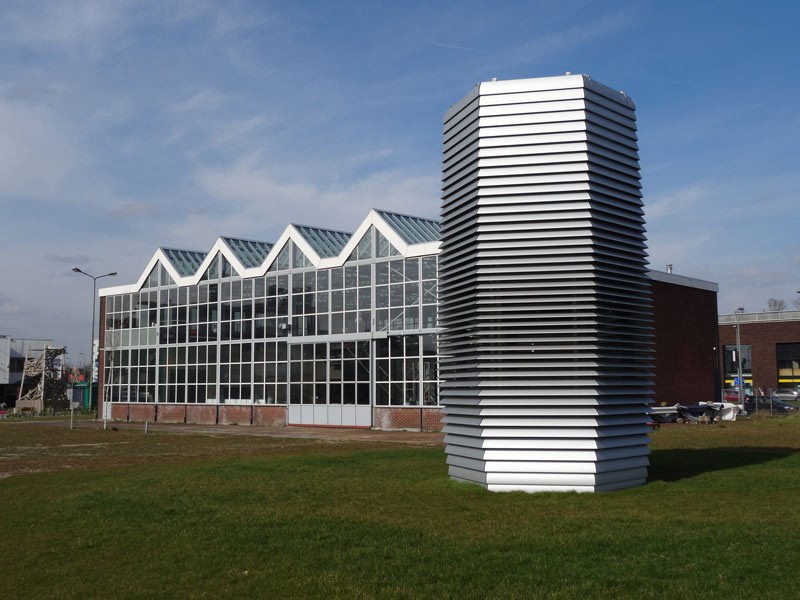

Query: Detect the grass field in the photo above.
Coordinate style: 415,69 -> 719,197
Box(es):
2,417 -> 799,599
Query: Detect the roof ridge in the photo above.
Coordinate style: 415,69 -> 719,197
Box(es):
291,223 -> 353,235
221,235 -> 274,245
159,246 -> 206,254
375,208 -> 440,223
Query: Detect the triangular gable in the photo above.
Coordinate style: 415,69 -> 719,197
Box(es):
129,248 -> 184,292
261,224 -> 323,272
336,209 -> 411,264
99,209 -> 442,297
266,240 -> 292,271
188,238 -> 249,283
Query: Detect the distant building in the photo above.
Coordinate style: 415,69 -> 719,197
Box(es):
718,310 -> 800,394
0,337 -> 53,408
650,272 -> 720,405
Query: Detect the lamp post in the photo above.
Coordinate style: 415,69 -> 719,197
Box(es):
734,307 -> 745,414
72,268 -> 117,414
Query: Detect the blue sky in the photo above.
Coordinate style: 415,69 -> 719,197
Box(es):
1,0 -> 799,361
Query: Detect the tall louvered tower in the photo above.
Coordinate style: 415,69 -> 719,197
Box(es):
439,74 -> 653,492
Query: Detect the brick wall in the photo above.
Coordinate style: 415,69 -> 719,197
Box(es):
128,403 -> 156,422
652,279 -> 720,405
185,405 -> 218,425
105,403 -> 445,432
374,407 -> 444,431
218,405 -> 252,425
718,319 -> 800,391
253,405 -> 287,427
110,403 -> 128,421
157,404 -> 187,423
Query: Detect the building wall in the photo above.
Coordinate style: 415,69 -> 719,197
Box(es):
96,227 -> 442,429
718,314 -> 800,391
652,279 -> 720,404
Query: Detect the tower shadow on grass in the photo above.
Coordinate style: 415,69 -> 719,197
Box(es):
647,447 -> 797,482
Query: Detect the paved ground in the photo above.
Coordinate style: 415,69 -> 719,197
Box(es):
6,417 -> 446,447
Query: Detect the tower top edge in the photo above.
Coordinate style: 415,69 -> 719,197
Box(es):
444,74 -> 635,121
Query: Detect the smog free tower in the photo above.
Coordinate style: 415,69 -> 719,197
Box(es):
439,74 -> 653,492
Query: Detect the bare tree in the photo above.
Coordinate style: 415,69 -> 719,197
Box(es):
766,298 -> 786,312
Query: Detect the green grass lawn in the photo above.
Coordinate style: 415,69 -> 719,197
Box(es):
2,417 -> 799,599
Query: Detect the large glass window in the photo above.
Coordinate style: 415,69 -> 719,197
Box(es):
374,334 -> 437,406
103,242 -> 439,408
723,344 -> 752,393
777,343 -> 800,387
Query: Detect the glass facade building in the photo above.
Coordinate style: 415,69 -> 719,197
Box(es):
98,210 -> 442,428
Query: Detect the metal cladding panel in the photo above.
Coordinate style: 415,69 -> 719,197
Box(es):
440,74 -> 652,493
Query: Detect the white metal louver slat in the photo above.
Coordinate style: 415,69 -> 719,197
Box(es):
440,74 -> 653,493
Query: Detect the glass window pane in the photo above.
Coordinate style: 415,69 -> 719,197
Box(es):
389,260 -> 403,283
330,383 -> 342,404
317,270 -> 329,290
359,288 -> 371,310
405,258 -> 419,282
375,262 -> 389,285
344,266 -> 358,288
356,230 -> 372,260
331,268 -> 343,289
421,256 -> 437,280
405,282 -> 419,306
376,382 -> 389,405
358,264 -> 371,287
345,288 -> 358,311
390,284 -> 403,307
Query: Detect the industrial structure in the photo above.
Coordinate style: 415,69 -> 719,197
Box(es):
439,74 -> 653,492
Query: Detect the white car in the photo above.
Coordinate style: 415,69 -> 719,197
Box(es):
773,389 -> 800,402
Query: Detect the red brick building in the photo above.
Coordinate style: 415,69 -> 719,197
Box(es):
718,310 -> 800,394
650,271 -> 720,406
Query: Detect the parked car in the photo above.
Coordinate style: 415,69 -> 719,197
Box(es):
744,396 -> 796,414
723,388 -> 744,402
772,389 -> 800,402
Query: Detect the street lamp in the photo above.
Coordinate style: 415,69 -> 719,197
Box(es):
72,268 -> 117,404
734,307 -> 745,414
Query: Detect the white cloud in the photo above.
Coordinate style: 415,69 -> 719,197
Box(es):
187,156 -> 440,245
171,89 -> 227,114
206,115 -> 271,150
645,183 -> 711,222
0,0 -> 129,48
